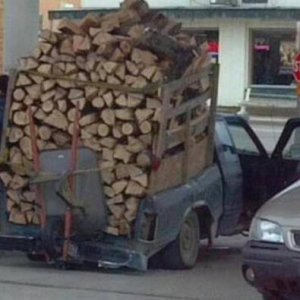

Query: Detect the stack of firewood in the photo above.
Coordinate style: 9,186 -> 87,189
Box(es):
0,0 -> 210,235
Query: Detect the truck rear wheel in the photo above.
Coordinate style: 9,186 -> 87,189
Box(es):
162,210 -> 200,269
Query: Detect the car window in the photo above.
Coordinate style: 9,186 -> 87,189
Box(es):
227,124 -> 260,155
282,130 -> 300,160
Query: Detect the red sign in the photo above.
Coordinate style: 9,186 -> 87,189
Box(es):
293,53 -> 300,83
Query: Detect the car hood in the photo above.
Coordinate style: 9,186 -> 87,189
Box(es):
256,180 -> 300,227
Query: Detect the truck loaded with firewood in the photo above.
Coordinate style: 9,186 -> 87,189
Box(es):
0,0 -> 277,271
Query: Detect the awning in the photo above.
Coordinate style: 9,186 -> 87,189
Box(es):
49,7 -> 300,22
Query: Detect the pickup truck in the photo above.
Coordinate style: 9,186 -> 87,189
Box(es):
0,113 -> 297,272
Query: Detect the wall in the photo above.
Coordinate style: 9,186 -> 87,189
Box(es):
40,0 -> 82,28
4,0 -> 40,72
182,18 -> 295,106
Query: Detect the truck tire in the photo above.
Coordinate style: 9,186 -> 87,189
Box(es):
162,210 -> 200,269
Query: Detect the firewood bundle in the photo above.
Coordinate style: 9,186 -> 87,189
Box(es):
0,0 -> 211,235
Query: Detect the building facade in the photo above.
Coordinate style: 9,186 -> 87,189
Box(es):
40,0 -> 81,28
50,0 -> 300,106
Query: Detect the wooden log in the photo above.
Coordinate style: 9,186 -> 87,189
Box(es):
57,99 -> 68,113
108,203 -> 125,219
8,127 -> 24,143
9,208 -> 27,225
81,129 -> 92,140
20,201 -> 33,213
10,147 -> 22,165
100,137 -> 117,149
115,109 -> 133,121
92,97 -> 105,108
42,79 -> 56,92
127,93 -> 143,108
85,86 -> 98,100
136,152 -> 152,167
101,109 -> 115,126
107,75 -> 121,85
112,180 -> 128,195
67,109 -> 76,124
37,63 -> 52,74
127,24 -> 144,40
52,132 -> 71,146
131,76 -> 148,89
112,125 -> 123,139
20,57 -> 39,71
125,180 -> 145,196
126,60 -> 139,76
135,108 -> 154,123
105,226 -> 119,236
103,92 -> 114,107
38,126 -> 51,141
83,138 -> 102,152
40,29 -> 58,44
26,84 -> 41,100
97,123 -> 110,137
139,120 -> 152,134
71,98 -> 86,110
119,218 -> 130,235
0,172 -> 12,187
34,108 -> 47,121
131,48 -> 158,66
65,62 -> 78,75
106,194 -> 124,205
115,64 -> 126,81
80,113 -> 98,127
146,97 -> 161,109
7,198 -> 16,212
103,61 -> 119,74
115,94 -> 127,107
73,35 -> 91,53
79,13 -> 101,32
20,136 -> 33,160
102,148 -> 114,161
126,136 -> 145,153
44,110 -> 69,130
141,66 -> 157,80
93,32 -> 117,46
104,185 -> 115,198
23,96 -> 34,106
68,88 -> 84,99
121,122 -> 136,135
23,191 -> 35,203
111,48 -> 125,62
40,89 -> 56,102
13,111 -> 29,126
84,123 -> 98,135
114,145 -> 132,163
58,19 -> 84,35
101,168 -> 115,185
60,38 -> 74,55
40,42 -> 53,55
15,74 -> 32,87
42,100 -> 55,113
13,88 -> 26,102
131,173 -> 148,187
10,175 -> 28,190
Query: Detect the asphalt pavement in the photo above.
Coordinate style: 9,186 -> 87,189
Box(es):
0,236 -> 260,300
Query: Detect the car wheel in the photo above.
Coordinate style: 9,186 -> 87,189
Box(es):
162,210 -> 200,269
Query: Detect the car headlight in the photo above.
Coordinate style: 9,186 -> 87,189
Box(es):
250,219 -> 284,243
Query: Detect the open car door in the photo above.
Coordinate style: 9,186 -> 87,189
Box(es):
271,118 -> 300,195
224,115 -> 272,228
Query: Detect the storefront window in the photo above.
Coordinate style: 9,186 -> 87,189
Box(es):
251,30 -> 296,86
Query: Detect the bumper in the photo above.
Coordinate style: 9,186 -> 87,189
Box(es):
243,241 -> 300,299
0,234 -> 148,271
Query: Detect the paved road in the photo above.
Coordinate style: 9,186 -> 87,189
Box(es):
0,236 -> 260,300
